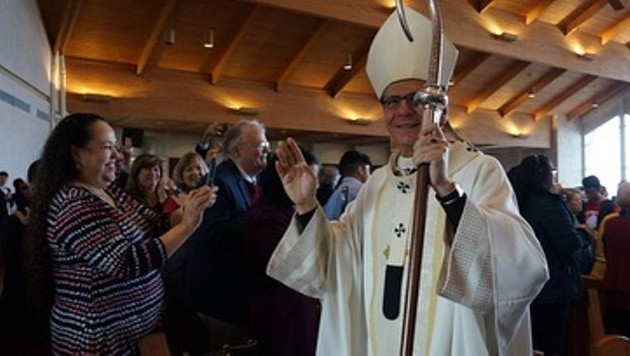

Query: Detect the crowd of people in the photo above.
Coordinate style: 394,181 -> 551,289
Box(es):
0,6 -> 628,356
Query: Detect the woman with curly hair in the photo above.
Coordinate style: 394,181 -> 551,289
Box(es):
25,113 -> 216,354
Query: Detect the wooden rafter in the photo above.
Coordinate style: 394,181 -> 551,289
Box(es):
470,0 -> 496,13
567,81 -> 630,119
525,0 -> 554,25
600,15 -> 630,45
452,52 -> 490,85
534,74 -> 597,120
210,7 -> 258,84
608,0 -> 627,10
465,61 -> 529,114
54,0 -> 83,53
136,0 -> 178,75
562,0 -> 608,36
275,20 -> 332,92
324,42 -> 371,98
498,68 -> 565,117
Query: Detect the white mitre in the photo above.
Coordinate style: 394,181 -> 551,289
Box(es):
366,6 -> 459,99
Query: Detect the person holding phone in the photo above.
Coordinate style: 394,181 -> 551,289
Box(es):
25,113 -> 215,354
185,119 -> 271,352
160,151 -> 219,355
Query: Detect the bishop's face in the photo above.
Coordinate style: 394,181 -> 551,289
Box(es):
380,79 -> 424,156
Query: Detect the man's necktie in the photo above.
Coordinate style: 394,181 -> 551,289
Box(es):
246,181 -> 261,205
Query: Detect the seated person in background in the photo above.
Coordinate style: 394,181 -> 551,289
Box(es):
579,175 -> 606,229
597,198 -> 620,230
267,7 -> 548,355
512,155 -> 584,356
25,113 -> 214,354
316,165 -> 339,206
323,150 -> 371,220
244,147 -> 321,356
600,182 -> 630,337
561,188 -> 599,277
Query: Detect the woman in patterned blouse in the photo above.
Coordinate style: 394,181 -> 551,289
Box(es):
26,113 -> 216,354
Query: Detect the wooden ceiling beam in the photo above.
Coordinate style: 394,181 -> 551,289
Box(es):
237,0 -> 630,82
561,0 -> 608,36
465,61 -> 529,114
600,15 -> 630,45
54,0 -> 83,53
534,74 -> 597,120
498,67 -> 565,117
608,0 -> 627,10
525,0 -> 554,25
452,52 -> 490,85
324,42 -> 371,98
211,6 -> 258,84
470,0 -> 496,13
567,81 -> 630,119
275,20 -> 332,92
136,0 -> 178,75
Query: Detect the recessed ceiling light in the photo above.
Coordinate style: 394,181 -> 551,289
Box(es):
491,32 -> 518,42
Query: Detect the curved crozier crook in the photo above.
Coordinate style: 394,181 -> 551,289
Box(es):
395,0 -> 414,42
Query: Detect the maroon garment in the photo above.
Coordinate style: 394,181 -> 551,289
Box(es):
243,201 -> 320,356
602,211 -> 630,310
246,181 -> 261,205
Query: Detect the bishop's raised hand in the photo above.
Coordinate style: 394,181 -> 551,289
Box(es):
275,138 -> 319,214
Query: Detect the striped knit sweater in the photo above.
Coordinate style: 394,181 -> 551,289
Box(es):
47,185 -> 168,354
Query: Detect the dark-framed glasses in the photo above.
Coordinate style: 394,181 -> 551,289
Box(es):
380,92 -> 418,110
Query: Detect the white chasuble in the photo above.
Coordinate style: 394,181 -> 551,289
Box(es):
267,141 -> 549,356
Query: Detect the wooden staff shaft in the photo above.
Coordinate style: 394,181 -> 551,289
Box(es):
395,1 -> 446,355
399,163 -> 431,355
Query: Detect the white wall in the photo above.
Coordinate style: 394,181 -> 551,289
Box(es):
555,115 -> 583,188
0,0 -> 51,180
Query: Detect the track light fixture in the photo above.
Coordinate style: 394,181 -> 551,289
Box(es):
491,32 -> 518,42
527,86 -> 536,99
576,52 -> 595,61
164,29 -> 176,45
343,53 -> 353,71
204,29 -> 215,49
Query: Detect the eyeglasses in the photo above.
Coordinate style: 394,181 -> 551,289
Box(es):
380,92 -> 417,110
250,141 -> 270,150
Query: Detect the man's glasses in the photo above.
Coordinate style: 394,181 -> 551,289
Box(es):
380,92 -> 418,110
252,141 -> 270,150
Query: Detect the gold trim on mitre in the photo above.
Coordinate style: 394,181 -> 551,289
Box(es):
366,6 -> 459,99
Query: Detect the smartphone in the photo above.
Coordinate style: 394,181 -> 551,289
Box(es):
195,157 -> 217,189
207,157 -> 217,186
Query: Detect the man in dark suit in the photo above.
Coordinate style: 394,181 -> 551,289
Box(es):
185,119 -> 270,352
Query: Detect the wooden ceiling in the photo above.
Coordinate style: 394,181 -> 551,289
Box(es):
35,0 -> 630,145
